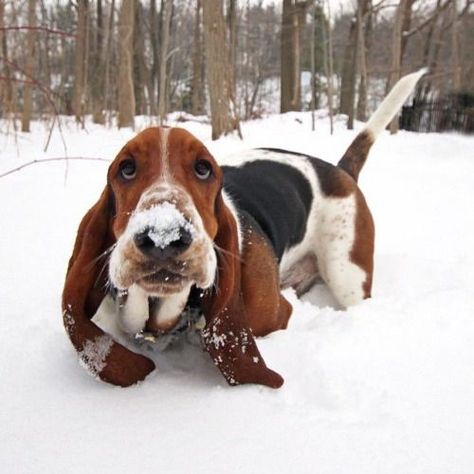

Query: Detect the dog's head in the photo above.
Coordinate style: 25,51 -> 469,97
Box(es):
108,127 -> 221,297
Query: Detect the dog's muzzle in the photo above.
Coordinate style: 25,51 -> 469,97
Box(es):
130,201 -> 196,260
134,225 -> 193,260
108,185 -> 217,297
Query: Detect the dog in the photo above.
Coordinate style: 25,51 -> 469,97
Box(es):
62,70 -> 425,388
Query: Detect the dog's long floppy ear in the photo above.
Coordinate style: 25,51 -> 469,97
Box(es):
201,193 -> 283,388
62,186 -> 155,387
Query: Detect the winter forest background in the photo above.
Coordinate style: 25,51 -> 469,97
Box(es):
1,1 -> 474,474
0,0 -> 473,138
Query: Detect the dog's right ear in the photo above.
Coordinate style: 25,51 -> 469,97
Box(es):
62,185 -> 155,387
201,191 -> 284,389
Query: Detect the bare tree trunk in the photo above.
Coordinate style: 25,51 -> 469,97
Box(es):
292,1 -> 306,111
166,35 -> 175,114
157,0 -> 172,124
133,2 -> 153,115
421,0 -> 442,66
400,0 -> 417,62
322,0 -> 334,135
310,1 -> 316,131
1,1 -> 17,126
280,0 -> 293,112
21,0 -> 36,132
423,4 -> 450,101
346,10 -> 359,129
138,7 -> 154,116
451,0 -> 460,91
191,0 -> 205,115
92,0 -> 105,124
227,0 -> 238,106
202,0 -> 241,140
0,0 -> 11,118
150,0 -> 158,115
83,3 -> 90,117
247,74 -> 263,118
243,0 -> 250,118
39,1 -> 51,105
339,13 -> 357,116
103,0 -> 115,122
73,0 -> 88,125
341,0 -> 370,129
356,0 -> 372,122
280,0 -> 307,113
388,0 -> 407,134
118,0 -> 135,128
417,0 -> 442,102
132,2 -> 142,114
327,0 -> 334,135
58,32 -> 69,114
460,0 -> 472,93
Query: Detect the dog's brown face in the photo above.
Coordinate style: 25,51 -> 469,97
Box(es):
107,127 -> 222,297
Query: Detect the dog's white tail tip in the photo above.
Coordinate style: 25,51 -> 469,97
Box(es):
364,68 -> 428,139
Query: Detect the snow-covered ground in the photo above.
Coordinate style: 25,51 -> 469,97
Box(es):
1,113 -> 473,474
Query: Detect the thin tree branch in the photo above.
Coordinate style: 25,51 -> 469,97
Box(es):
0,25 -> 76,37
0,57 -> 68,154
0,76 -> 36,85
439,0 -> 473,33
369,2 -> 400,14
403,0 -> 451,38
0,157 -> 111,180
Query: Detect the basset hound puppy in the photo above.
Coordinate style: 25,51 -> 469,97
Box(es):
62,70 -> 425,388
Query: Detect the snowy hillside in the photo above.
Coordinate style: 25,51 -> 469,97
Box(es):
1,112 -> 473,474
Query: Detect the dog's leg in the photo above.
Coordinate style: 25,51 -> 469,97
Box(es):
240,219 -> 293,337
117,284 -> 150,334
319,70 -> 427,305
315,190 -> 374,308
145,284 -> 192,332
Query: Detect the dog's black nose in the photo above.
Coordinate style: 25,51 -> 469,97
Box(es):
134,226 -> 193,260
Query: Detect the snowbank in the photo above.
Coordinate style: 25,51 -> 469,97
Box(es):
0,113 -> 473,473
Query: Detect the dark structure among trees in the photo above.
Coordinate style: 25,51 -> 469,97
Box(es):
401,92 -> 474,133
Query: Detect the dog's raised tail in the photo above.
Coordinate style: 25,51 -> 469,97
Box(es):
337,68 -> 427,182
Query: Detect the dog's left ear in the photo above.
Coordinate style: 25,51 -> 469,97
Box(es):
201,192 -> 283,388
62,185 -> 155,387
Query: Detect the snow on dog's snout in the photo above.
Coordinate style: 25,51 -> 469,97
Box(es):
108,183 -> 217,293
128,202 -> 196,249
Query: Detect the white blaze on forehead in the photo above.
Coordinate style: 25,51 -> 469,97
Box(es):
127,202 -> 196,249
159,127 -> 171,180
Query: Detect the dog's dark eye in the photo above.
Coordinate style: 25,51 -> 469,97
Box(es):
119,159 -> 136,180
194,159 -> 212,180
